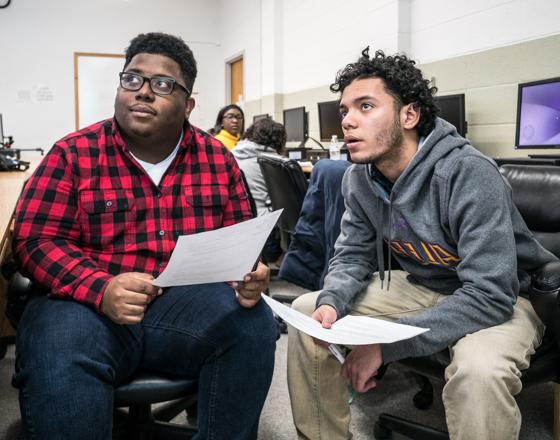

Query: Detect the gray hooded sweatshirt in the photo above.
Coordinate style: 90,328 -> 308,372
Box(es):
317,118 -> 556,363
232,139 -> 281,216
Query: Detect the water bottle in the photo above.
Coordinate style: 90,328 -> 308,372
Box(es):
329,135 -> 341,160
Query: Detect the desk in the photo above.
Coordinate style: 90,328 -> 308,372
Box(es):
0,154 -> 42,342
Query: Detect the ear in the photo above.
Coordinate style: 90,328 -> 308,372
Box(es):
184,97 -> 196,120
401,103 -> 421,130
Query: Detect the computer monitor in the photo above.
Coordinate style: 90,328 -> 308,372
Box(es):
283,107 -> 307,142
515,76 -> 560,149
434,94 -> 467,137
318,100 -> 344,141
253,113 -> 270,123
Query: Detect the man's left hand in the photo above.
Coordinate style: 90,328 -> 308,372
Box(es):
230,261 -> 270,308
342,344 -> 383,393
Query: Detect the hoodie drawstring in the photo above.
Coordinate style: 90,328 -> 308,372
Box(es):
386,203 -> 393,290
376,198 -> 386,290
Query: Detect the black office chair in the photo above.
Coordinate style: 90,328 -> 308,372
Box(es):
257,152 -> 308,252
4,271 -> 199,440
374,164 -> 560,439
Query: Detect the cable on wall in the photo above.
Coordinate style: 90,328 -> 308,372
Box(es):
0,0 -> 12,9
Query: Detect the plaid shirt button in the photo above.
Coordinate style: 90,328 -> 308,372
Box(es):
159,230 -> 165,236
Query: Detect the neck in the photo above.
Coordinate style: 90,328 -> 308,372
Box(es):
376,131 -> 419,183
125,128 -> 182,164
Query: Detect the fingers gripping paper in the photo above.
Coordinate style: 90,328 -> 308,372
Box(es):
261,294 -> 428,345
153,210 -> 283,287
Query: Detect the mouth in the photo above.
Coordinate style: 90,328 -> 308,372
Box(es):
344,136 -> 361,149
130,105 -> 156,117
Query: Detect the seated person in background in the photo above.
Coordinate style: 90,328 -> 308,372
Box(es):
287,47 -> 557,440
232,117 -> 287,216
209,104 -> 245,150
278,159 -> 350,291
12,32 -> 277,440
232,117 -> 286,263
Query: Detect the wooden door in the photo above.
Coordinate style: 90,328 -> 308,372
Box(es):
230,58 -> 243,104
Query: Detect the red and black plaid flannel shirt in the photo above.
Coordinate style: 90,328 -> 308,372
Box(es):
13,118 -> 252,311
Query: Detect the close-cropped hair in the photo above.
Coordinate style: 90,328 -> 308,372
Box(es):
242,118 -> 287,154
211,104 -> 245,135
330,47 -> 438,137
124,32 -> 197,95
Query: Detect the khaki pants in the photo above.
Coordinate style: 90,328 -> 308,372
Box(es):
287,271 -> 544,440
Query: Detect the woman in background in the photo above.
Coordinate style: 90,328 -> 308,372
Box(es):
233,117 -> 286,263
210,104 -> 245,150
232,117 -> 286,216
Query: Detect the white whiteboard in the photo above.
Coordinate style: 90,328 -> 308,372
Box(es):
75,53 -> 125,129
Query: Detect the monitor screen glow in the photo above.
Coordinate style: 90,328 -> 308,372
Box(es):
515,77 -> 560,149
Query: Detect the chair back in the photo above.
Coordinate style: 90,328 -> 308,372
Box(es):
500,164 -> 560,349
500,164 -> 560,258
257,152 -> 308,250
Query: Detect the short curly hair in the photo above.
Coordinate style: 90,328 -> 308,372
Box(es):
124,32 -> 197,95
330,47 -> 438,137
242,117 -> 287,154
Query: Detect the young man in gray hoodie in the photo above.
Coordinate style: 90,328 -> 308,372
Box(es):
287,47 -> 557,440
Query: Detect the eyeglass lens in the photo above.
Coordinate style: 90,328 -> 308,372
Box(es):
120,72 -> 176,95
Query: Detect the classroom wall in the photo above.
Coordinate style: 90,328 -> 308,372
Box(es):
2,0 -> 560,156
0,0 -> 222,149
233,0 -> 560,155
421,34 -> 560,157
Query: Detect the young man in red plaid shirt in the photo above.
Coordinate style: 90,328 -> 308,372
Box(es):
12,32 -> 277,440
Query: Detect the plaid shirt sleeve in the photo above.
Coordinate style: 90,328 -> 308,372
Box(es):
13,143 -> 112,311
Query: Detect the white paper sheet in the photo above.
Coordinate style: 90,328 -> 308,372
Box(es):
261,294 -> 428,345
152,210 -> 283,287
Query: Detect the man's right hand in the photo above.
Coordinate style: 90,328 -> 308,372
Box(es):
311,304 -> 338,347
100,272 -> 162,325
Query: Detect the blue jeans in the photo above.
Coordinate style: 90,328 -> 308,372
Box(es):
13,283 -> 278,439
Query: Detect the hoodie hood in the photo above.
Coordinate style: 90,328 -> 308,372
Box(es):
231,139 -> 273,160
390,118 -> 470,203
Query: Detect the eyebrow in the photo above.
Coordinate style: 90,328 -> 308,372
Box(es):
340,94 -> 379,108
125,67 -> 175,79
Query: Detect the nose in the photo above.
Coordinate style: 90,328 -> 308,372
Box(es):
135,80 -> 155,100
341,111 -> 356,131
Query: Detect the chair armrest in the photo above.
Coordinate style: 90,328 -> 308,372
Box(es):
5,271 -> 37,330
529,261 -> 560,345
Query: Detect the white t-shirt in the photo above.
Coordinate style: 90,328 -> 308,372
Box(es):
130,132 -> 183,186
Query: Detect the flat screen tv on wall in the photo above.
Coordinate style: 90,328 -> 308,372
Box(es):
515,77 -> 560,149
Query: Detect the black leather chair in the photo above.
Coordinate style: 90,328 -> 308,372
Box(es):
375,164 -> 560,439
257,152 -> 308,252
4,271 -> 199,440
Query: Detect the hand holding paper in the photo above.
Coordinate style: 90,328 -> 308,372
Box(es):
261,294 -> 428,345
152,210 -> 282,287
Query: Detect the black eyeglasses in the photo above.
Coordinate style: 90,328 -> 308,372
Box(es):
119,72 -> 190,96
223,114 -> 243,121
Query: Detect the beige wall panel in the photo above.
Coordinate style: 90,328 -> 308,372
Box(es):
467,124 -> 516,157
248,35 -> 560,152
466,85 -> 518,126
420,57 -> 470,92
